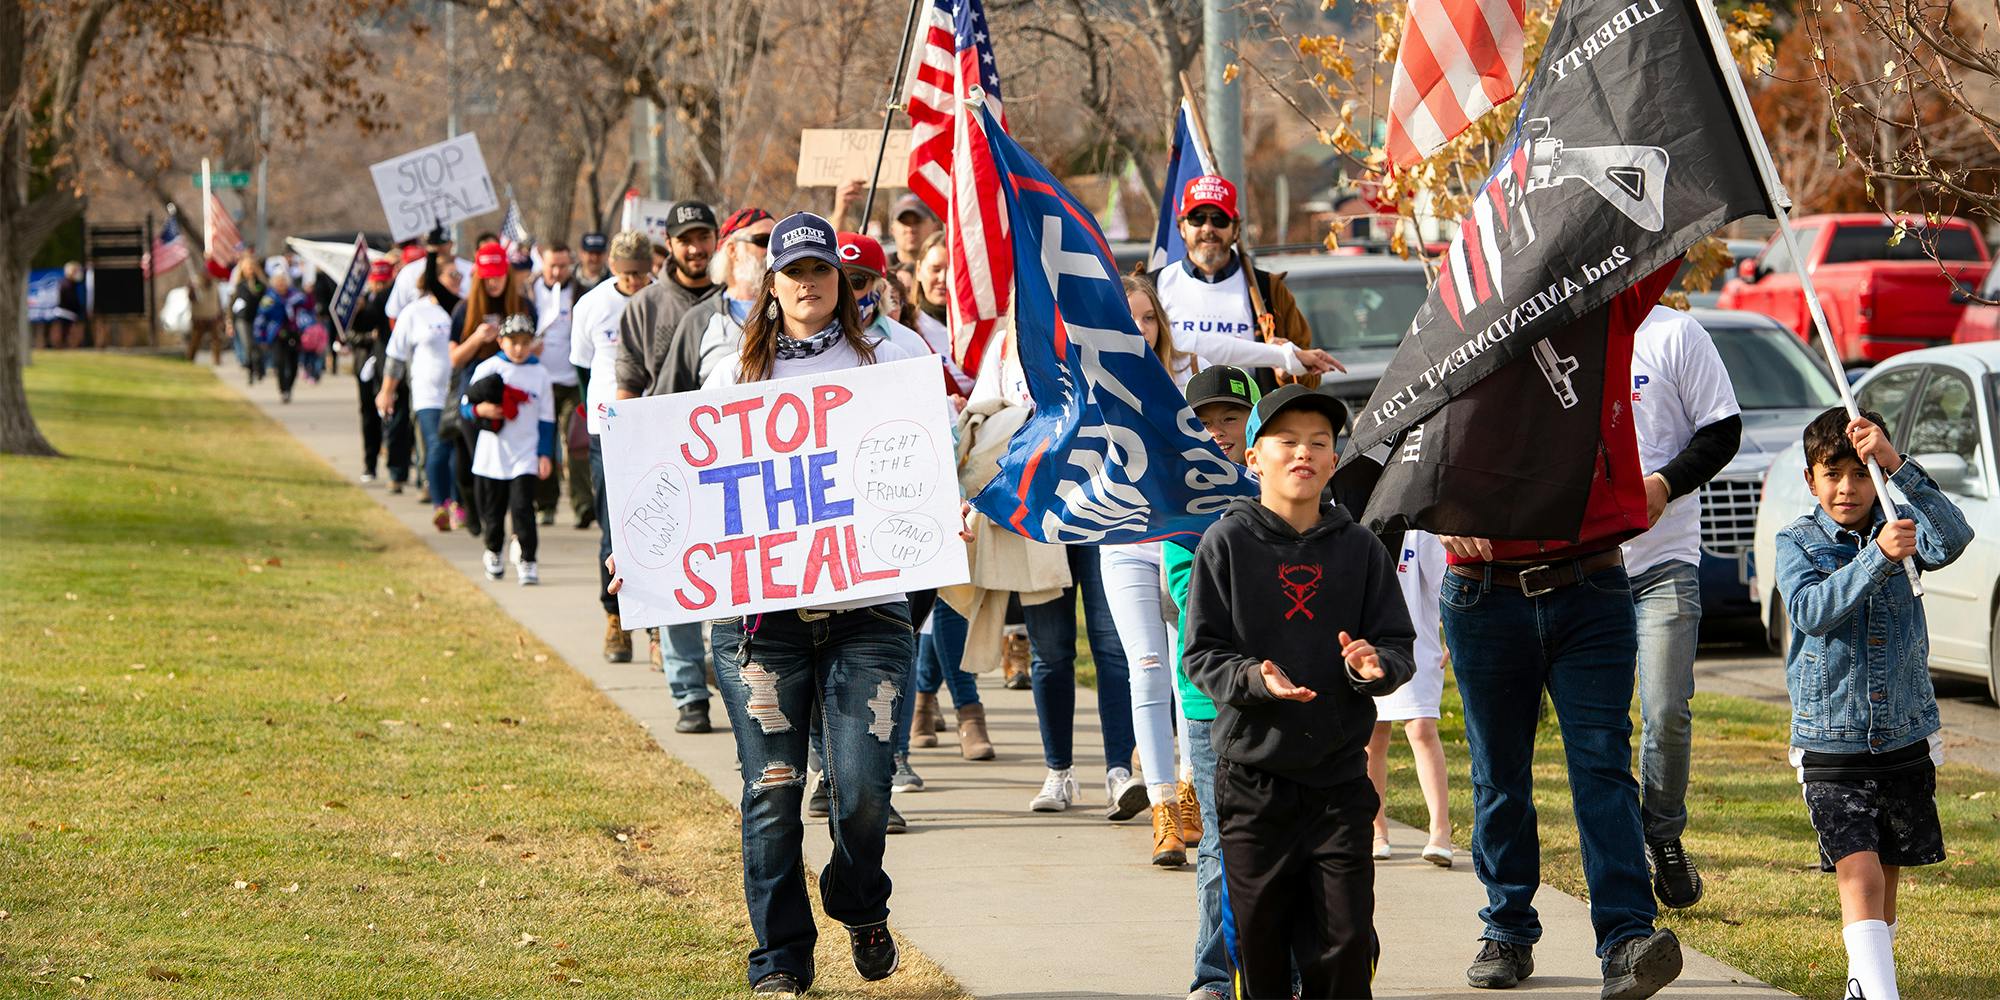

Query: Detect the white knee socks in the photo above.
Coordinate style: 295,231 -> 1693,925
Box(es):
1842,919 -> 1898,1000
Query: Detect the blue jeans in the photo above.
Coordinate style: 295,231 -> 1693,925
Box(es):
415,408 -> 457,507
1024,544 -> 1133,773
1440,565 -> 1656,960
1186,718 -> 1230,998
711,603 -> 915,989
915,601 -> 979,707
1631,560 -> 1700,844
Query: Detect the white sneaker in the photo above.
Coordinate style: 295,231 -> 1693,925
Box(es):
359,473 -> 375,484
517,561 -> 539,586
1105,766 -> 1148,821
482,550 -> 504,580
1029,768 -> 1077,812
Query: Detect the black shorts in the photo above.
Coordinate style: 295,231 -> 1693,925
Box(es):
1802,764 -> 1945,872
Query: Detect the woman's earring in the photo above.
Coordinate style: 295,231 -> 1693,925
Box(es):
765,299 -> 778,321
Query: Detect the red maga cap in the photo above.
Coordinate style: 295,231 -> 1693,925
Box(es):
1179,175 -> 1239,219
474,242 -> 507,278
400,244 -> 427,264
368,258 -> 394,281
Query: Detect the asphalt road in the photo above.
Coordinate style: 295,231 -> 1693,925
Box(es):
1696,627 -> 2000,774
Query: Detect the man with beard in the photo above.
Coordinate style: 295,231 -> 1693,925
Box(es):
616,201 -> 720,399
1149,175 -> 1339,392
663,207 -> 774,392
613,200 -> 723,732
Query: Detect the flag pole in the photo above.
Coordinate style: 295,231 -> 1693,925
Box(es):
1177,70 -> 1278,346
862,0 -> 928,230
1691,0 -> 1922,593
201,158 -> 212,263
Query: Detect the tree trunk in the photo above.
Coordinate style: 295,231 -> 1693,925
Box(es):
531,142 -> 583,245
0,249 -> 57,456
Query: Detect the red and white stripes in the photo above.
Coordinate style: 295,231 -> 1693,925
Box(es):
1386,0 -> 1526,168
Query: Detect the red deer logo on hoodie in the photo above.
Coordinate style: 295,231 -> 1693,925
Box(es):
1278,563 -> 1322,620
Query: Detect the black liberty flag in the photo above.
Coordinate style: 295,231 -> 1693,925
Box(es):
1338,0 -> 1774,539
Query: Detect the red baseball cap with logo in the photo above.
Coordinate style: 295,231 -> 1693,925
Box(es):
369,258 -> 394,281
1180,175 -> 1239,220
400,244 -> 427,264
836,232 -> 888,277
474,241 -> 508,279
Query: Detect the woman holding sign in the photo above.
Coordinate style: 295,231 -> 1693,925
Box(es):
692,212 -> 914,993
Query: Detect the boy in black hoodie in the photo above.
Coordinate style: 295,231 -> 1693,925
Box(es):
1183,384 -> 1416,999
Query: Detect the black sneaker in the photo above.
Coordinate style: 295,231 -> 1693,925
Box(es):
886,802 -> 907,834
751,971 -> 803,997
1467,939 -> 1534,989
808,778 -> 830,818
1647,838 -> 1704,909
1601,928 -> 1682,1000
1845,978 -> 1868,999
847,921 -> 899,981
674,702 -> 712,734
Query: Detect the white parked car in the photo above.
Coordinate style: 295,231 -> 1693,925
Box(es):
1751,343 -> 2000,702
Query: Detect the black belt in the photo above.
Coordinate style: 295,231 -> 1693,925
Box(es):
1448,549 -> 1624,598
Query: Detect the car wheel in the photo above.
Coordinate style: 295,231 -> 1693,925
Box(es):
1988,602 -> 2000,706
1766,590 -> 1789,660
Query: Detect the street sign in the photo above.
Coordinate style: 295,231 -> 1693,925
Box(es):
195,171 -> 252,189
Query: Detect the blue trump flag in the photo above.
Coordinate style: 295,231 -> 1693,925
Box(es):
973,101 -> 1254,545
1147,100 -> 1215,271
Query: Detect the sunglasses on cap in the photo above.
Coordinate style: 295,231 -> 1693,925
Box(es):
733,232 -> 771,247
1183,210 -> 1235,229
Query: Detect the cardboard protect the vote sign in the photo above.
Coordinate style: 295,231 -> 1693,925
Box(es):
602,356 -> 969,628
369,134 -> 499,242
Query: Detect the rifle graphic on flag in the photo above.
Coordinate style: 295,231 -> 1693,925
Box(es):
1339,0 -> 1778,543
970,96 -> 1255,545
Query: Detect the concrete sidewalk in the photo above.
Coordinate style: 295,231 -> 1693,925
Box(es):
214,360 -> 1787,999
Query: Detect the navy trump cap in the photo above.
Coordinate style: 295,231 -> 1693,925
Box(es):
768,212 -> 841,272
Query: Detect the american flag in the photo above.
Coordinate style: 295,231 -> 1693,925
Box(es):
204,191 -> 242,270
146,211 -> 192,277
1384,0 -> 1525,168
903,0 -> 1012,376
500,199 -> 532,262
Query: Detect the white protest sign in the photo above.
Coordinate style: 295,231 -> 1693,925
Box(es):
796,129 -> 911,188
602,356 -> 968,628
369,134 -> 499,242
621,193 -> 675,246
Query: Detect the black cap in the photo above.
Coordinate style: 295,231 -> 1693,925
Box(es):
579,232 -> 608,253
768,212 -> 841,272
1247,383 -> 1349,443
1185,365 -> 1259,410
664,201 -> 718,237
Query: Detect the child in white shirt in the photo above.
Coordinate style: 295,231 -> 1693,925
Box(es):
463,318 -> 556,584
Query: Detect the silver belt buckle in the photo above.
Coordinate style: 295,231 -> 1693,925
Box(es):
1518,564 -> 1558,598
797,609 -> 831,622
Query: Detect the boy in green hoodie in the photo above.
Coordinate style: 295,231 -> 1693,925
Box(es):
1183,383 -> 1416,999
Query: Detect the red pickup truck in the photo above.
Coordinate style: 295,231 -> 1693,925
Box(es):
1716,213 -> 1990,365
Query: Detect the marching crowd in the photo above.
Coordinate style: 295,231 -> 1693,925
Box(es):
198,172 -> 1964,1000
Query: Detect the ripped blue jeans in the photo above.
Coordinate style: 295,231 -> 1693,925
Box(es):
711,602 -> 915,990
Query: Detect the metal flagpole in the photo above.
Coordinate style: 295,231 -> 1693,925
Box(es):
862,0 -> 928,229
1691,0 -> 1922,593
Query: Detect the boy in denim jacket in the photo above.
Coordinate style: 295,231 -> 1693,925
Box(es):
1774,406 -> 1972,1000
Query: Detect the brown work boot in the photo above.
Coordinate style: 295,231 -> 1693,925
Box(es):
604,614 -> 633,663
1150,801 -> 1188,868
1001,631 -> 1031,690
956,703 -> 995,761
1176,779 -> 1203,844
912,691 -> 940,748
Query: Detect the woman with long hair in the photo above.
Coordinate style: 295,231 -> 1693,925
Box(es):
1097,274 -> 1205,867
447,241 -> 534,536
230,254 -> 267,383
684,212 -> 916,994
377,254 -> 465,532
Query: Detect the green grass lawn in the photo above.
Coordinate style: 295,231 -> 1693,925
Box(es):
1373,672 -> 2000,999
0,354 -> 963,999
